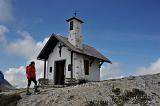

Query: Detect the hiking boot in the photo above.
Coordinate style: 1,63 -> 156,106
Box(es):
26,86 -> 31,95
34,85 -> 40,92
26,91 -> 31,95
34,89 -> 40,92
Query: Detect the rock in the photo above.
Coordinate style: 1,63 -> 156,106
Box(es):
3,73 -> 160,106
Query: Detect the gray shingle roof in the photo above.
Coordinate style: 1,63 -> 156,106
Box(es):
37,34 -> 111,63
66,17 -> 84,23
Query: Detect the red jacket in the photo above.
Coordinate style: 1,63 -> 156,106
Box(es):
26,66 -> 36,79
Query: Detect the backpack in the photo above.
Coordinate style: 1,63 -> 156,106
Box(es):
26,66 -> 29,74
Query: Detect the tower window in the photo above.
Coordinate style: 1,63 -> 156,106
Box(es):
84,60 -> 89,75
70,21 -> 73,30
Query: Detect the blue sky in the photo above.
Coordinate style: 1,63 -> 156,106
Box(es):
0,0 -> 160,87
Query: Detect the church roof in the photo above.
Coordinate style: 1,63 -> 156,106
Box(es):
66,17 -> 84,23
37,34 -> 111,63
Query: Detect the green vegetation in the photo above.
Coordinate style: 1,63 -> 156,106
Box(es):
127,76 -> 136,80
68,95 -> 74,100
85,100 -> 108,106
0,93 -> 21,106
111,88 -> 151,106
112,87 -> 121,95
78,79 -> 88,84
38,78 -> 49,85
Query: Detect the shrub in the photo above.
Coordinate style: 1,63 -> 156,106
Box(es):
112,87 -> 121,95
38,78 -> 49,85
127,76 -> 135,80
0,93 -> 22,106
85,100 -> 108,106
68,95 -> 74,100
78,79 -> 88,84
111,88 -> 151,106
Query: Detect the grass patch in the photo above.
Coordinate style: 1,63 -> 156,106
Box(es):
78,79 -> 88,84
0,93 -> 22,106
67,95 -> 74,101
85,100 -> 108,106
111,88 -> 151,106
127,76 -> 136,80
112,87 -> 121,95
38,78 -> 49,85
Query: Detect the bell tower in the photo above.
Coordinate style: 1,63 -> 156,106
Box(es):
66,16 -> 84,49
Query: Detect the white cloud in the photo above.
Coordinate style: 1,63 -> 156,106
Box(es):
4,60 -> 44,88
135,58 -> 160,76
0,0 -> 13,22
4,31 -> 49,88
6,31 -> 36,59
0,25 -> 9,43
4,66 -> 27,88
100,62 -> 123,80
6,31 -> 49,59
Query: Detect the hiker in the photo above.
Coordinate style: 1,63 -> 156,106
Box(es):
26,61 -> 39,95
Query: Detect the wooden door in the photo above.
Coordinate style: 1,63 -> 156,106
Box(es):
54,60 -> 65,85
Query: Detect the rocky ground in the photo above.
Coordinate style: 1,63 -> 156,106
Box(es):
1,73 -> 160,106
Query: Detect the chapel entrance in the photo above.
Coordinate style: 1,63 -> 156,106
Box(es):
54,60 -> 65,85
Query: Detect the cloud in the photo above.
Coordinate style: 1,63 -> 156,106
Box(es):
100,62 -> 123,80
135,58 -> 160,76
6,31 -> 36,59
4,59 -> 44,88
4,66 -> 27,88
0,25 -> 9,43
0,0 -> 13,22
6,31 -> 49,59
4,31 -> 49,88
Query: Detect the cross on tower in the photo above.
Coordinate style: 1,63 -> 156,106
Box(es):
74,10 -> 77,17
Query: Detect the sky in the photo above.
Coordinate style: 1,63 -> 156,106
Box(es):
0,0 -> 160,87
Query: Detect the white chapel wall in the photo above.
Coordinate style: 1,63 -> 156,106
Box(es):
46,42 -> 100,82
73,53 -> 85,79
47,42 -> 71,80
73,53 -> 100,81
88,59 -> 100,81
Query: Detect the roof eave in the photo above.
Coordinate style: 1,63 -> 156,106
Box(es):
66,17 -> 84,23
37,33 -> 57,60
37,34 -> 112,64
72,50 -> 111,63
105,60 -> 112,64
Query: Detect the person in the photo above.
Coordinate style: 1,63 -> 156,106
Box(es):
26,61 -> 39,95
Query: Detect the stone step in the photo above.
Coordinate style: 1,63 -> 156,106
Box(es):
39,85 -> 67,88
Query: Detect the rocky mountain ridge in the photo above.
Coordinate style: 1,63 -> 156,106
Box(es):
0,71 -> 15,91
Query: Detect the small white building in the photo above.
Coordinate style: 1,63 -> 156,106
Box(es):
37,16 -> 111,85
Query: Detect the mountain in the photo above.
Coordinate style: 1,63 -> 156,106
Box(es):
0,71 -> 15,91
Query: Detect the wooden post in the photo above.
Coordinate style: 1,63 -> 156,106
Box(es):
71,51 -> 73,78
44,60 -> 46,79
99,61 -> 104,68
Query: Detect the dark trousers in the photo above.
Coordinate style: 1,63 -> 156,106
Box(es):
27,78 -> 37,87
